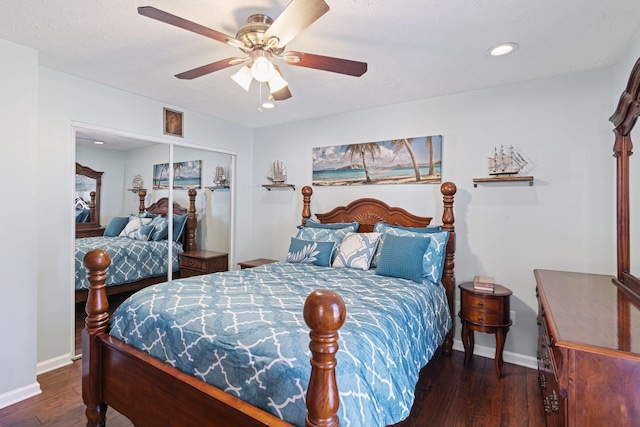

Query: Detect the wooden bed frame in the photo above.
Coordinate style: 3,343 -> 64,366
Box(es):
610,57 -> 640,302
82,182 -> 457,427
75,189 -> 198,303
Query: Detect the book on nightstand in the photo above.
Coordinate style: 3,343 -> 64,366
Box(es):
473,275 -> 495,292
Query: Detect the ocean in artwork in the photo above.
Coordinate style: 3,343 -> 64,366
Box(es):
313,135 -> 442,186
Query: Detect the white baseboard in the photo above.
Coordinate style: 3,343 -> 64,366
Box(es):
0,382 -> 41,409
36,353 -> 73,375
452,338 -> 537,370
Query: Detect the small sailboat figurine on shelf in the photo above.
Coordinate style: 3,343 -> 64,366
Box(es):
488,145 -> 527,176
213,165 -> 227,186
267,160 -> 287,184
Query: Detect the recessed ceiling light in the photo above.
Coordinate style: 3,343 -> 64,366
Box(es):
93,140 -> 104,145
489,42 -> 519,56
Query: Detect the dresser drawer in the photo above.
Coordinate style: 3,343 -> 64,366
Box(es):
461,291 -> 502,313
180,256 -> 206,271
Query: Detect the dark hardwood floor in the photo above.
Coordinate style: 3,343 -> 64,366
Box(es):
0,348 -> 545,426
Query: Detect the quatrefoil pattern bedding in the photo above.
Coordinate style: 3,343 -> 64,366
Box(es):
75,236 -> 182,290
109,262 -> 451,427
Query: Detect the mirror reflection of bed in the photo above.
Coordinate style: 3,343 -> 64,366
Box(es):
74,128 -> 233,356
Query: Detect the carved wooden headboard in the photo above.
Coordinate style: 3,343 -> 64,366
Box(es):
135,189 -> 198,252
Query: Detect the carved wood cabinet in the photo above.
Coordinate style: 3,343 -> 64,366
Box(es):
534,269 -> 640,426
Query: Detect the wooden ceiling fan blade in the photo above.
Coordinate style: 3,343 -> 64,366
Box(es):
271,85 -> 292,101
175,58 -> 244,80
264,0 -> 329,48
138,6 -> 243,48
283,51 -> 367,77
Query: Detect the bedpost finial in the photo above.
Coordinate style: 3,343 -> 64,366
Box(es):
303,289 -> 346,333
304,289 -> 345,427
83,248 -> 111,272
302,186 -> 313,197
138,189 -> 147,197
441,181 -> 457,196
188,188 -> 197,198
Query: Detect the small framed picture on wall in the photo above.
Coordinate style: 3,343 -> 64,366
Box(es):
163,107 -> 183,137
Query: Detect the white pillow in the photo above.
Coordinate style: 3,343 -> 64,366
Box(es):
119,217 -> 152,239
332,232 -> 381,270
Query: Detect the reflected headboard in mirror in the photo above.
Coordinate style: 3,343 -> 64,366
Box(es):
610,56 -> 640,302
75,162 -> 103,233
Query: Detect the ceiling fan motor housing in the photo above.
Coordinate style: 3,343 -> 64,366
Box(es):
236,14 -> 282,54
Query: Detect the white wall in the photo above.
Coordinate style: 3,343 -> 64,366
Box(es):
36,67 -> 254,368
0,39 -> 40,407
252,66 -> 616,361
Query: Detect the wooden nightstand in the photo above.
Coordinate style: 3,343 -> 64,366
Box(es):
458,282 -> 512,378
238,258 -> 278,269
179,250 -> 228,278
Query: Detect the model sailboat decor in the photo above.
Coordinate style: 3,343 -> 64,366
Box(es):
267,160 -> 287,184
488,145 -> 527,176
214,165 -> 227,186
473,145 -> 533,187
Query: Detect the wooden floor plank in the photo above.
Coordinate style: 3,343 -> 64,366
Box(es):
0,349 -> 545,426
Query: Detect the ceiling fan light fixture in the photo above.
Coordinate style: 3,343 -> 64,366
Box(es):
268,70 -> 288,93
231,65 -> 253,91
251,56 -> 275,82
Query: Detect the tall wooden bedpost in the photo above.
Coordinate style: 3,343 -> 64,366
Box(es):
137,189 -> 147,214
185,188 -> 198,251
302,186 -> 313,226
440,181 -> 457,355
82,249 -> 112,427
88,191 -> 96,223
303,290 -> 346,427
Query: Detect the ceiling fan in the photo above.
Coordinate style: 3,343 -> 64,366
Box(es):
138,0 -> 368,104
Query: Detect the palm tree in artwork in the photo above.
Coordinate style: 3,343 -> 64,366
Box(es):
344,143 -> 381,183
391,138 -> 421,182
425,136 -> 434,176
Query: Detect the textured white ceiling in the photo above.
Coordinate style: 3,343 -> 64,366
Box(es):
1,0 -> 639,129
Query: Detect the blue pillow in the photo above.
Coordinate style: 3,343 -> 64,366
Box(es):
372,222 -> 449,283
286,238 -> 335,267
300,218 -> 360,231
376,234 -> 430,283
149,216 -> 169,241
133,223 -> 155,241
374,222 -> 442,233
172,213 -> 189,242
104,216 -> 129,237
130,212 -> 156,219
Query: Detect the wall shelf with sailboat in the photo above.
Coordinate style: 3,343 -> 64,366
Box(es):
206,165 -> 230,191
473,145 -> 534,187
263,160 -> 295,190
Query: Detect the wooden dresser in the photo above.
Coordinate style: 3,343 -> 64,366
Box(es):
534,269 -> 640,426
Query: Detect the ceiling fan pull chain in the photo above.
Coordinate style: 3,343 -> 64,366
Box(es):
258,83 -> 263,113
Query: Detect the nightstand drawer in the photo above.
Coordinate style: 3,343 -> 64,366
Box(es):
461,292 -> 501,313
180,256 -> 205,270
464,309 -> 503,326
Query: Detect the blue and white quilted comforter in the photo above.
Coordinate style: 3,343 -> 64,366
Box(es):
75,236 -> 182,291
109,262 -> 451,427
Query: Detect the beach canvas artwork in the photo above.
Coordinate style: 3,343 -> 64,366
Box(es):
153,160 -> 202,190
312,135 -> 442,186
